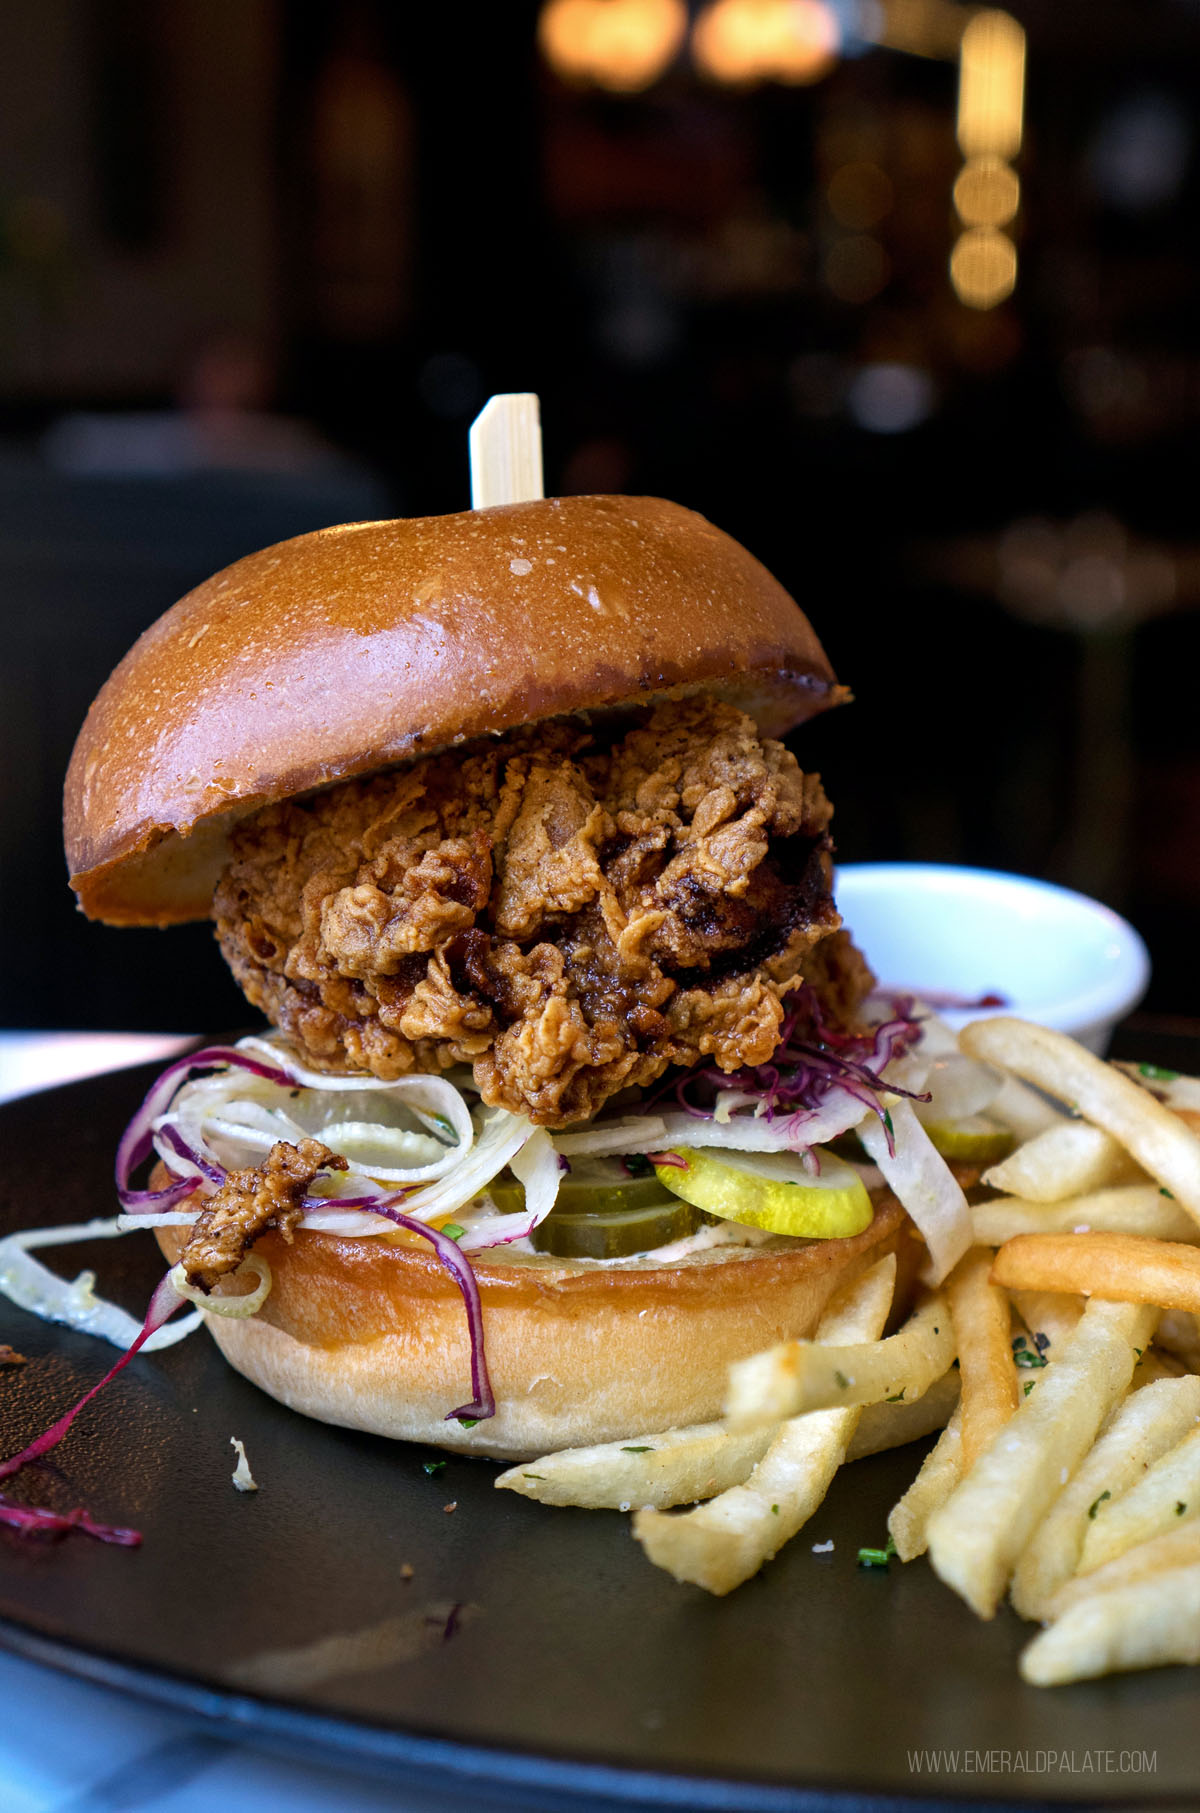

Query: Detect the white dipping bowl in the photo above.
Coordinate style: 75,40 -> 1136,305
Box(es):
834,863 -> 1150,1054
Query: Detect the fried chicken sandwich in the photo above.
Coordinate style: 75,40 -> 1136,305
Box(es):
63,494 -> 947,1460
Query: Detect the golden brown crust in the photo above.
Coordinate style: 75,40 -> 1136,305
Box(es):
211,697 -> 849,1124
155,1196 -> 910,1460
65,496 -> 844,926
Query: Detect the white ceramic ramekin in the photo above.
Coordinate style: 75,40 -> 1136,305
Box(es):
834,863 -> 1151,1055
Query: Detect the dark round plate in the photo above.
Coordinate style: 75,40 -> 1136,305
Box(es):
1,1043 -> 1198,1812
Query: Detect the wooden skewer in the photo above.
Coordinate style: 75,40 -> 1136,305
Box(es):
468,393 -> 544,509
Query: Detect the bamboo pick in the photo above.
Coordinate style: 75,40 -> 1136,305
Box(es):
468,393 -> 544,509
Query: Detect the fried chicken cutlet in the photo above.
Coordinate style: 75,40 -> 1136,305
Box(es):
214,697 -> 870,1126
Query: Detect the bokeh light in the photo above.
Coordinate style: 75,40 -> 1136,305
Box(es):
950,227 -> 1017,308
538,0 -> 688,93
952,10 -> 1023,307
692,0 -> 841,87
953,155 -> 1020,228
957,9 -> 1025,159
846,362 -> 934,432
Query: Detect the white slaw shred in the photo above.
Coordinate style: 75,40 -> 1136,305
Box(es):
230,1436 -> 258,1492
858,1097 -> 972,1283
458,1126 -> 562,1251
0,1218 -> 203,1351
158,1034 -> 543,1237
168,1251 -> 273,1319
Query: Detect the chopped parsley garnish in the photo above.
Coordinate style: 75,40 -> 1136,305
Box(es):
442,1223 -> 466,1242
834,1370 -> 850,1390
457,1417 -> 479,1429
1014,1349 -> 1047,1369
1178,1501 -> 1188,1516
621,1445 -> 654,1454
771,1504 -> 780,1515
881,1109 -> 894,1137
885,1388 -> 906,1402
857,1536 -> 896,1569
523,1473 -> 546,1481
1024,1381 -> 1036,1396
1160,1188 -> 1176,1200
422,1459 -> 447,1476
1140,1064 -> 1179,1081
1088,1491 -> 1111,1520
1012,1335 -> 1027,1351
623,1154 -> 653,1177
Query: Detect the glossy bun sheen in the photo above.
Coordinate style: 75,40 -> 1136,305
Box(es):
156,1198 -> 908,1461
65,495 -> 844,926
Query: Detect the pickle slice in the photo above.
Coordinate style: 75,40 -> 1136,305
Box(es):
921,1114 -> 1015,1166
530,1193 -> 702,1259
489,1161 -> 674,1220
653,1146 -> 873,1239
488,1157 -> 705,1258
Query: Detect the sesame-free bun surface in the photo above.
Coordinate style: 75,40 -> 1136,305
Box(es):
65,495 -> 844,926
155,1197 -> 907,1461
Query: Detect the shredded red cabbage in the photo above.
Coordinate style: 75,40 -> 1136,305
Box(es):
0,1270 -> 186,1545
0,1498 -> 140,1544
647,1151 -> 688,1169
156,1121 -> 225,1189
353,1200 -> 494,1422
655,987 -> 929,1154
116,1044 -> 292,1213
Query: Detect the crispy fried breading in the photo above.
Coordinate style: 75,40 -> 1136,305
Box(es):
179,1139 -> 344,1292
214,698 -> 867,1125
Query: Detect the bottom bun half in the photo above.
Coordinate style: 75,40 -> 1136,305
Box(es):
156,1197 -> 914,1461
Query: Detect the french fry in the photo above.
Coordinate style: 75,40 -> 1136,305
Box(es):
1008,1289 -> 1084,1357
959,1018 -> 1200,1225
1079,1422 -> 1200,1573
633,1256 -> 896,1593
1044,1519 -> 1200,1619
986,1074 -> 1065,1143
924,1299 -> 1157,1618
982,1121 -> 1144,1202
971,1186 -> 1197,1247
724,1291 -> 953,1431
1009,1375 -> 1200,1619
888,1403 -> 964,1562
494,1421 -> 774,1511
1020,1563 -> 1200,1685
992,1232 -> 1200,1314
846,1367 -> 959,1461
946,1247 -> 1018,1467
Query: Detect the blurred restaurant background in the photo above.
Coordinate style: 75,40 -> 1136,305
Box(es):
1,0 -> 1198,1034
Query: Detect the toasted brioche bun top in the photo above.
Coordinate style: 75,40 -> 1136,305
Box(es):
65,493 -> 844,927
